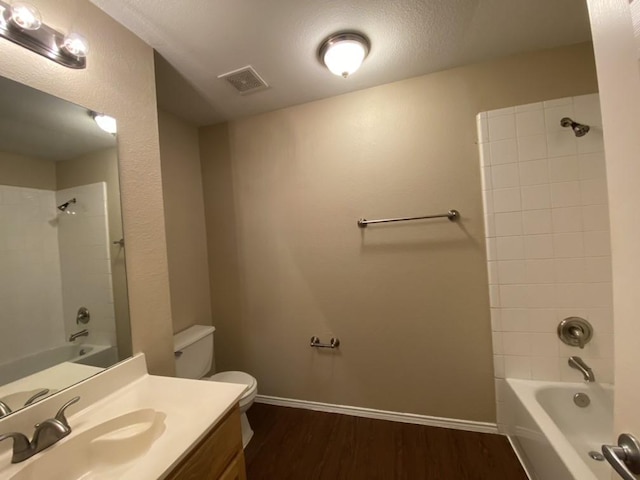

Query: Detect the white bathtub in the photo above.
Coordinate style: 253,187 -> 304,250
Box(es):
506,378 -> 613,480
0,344 -> 113,385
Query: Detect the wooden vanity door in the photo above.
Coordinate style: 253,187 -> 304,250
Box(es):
219,451 -> 247,480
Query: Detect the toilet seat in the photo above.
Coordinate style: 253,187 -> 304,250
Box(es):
208,371 -> 257,405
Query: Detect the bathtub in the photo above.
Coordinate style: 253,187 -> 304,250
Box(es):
506,378 -> 613,480
0,344 -> 113,385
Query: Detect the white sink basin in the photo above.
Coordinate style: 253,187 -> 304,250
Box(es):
10,409 -> 165,480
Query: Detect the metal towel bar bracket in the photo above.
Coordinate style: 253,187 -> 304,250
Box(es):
357,209 -> 459,228
310,336 -> 340,349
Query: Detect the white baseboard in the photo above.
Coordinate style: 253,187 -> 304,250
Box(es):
255,395 -> 499,434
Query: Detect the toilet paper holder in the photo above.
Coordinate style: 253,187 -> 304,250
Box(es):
310,336 -> 340,349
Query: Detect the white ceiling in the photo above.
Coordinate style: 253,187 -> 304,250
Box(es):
91,0 -> 592,126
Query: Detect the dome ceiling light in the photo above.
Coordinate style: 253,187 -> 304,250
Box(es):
319,32 -> 370,78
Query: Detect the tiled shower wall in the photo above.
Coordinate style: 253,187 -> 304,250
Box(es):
57,182 -> 116,347
477,94 -> 614,422
0,186 -> 65,365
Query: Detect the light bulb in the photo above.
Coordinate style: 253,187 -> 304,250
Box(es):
93,113 -> 117,134
320,33 -> 370,79
9,2 -> 42,30
62,33 -> 89,58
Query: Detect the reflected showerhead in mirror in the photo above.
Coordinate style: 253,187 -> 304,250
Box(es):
560,117 -> 590,137
57,198 -> 76,214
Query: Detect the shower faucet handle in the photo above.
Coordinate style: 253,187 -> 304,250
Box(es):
558,317 -> 593,349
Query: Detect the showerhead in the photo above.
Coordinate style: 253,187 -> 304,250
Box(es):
560,117 -> 590,137
57,198 -> 76,212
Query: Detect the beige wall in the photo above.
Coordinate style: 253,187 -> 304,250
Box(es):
0,0 -> 174,375
158,110 -> 212,334
57,148 -> 132,358
199,42 -> 598,422
0,151 -> 55,190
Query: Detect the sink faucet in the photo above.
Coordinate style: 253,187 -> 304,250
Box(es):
568,356 -> 596,383
69,329 -> 89,342
0,396 -> 80,463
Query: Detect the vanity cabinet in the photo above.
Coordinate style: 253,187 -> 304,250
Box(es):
165,404 -> 246,480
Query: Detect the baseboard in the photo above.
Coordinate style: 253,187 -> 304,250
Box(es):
255,395 -> 499,434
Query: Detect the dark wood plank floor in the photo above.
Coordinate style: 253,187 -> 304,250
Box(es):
245,404 -> 527,480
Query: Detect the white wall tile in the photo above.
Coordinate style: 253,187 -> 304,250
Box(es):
486,237 -> 497,261
554,258 -> 586,283
522,209 -> 552,235
490,139 -> 518,165
484,214 -> 496,237
583,231 -> 611,256
585,257 -> 612,283
496,236 -> 524,260
493,187 -> 521,213
527,285 -> 557,308
519,159 -> 549,186
479,143 -> 491,166
478,94 -> 613,384
477,115 -> 489,143
525,259 -> 555,284
550,181 -> 581,208
524,235 -> 554,259
482,190 -> 494,214
547,131 -> 578,158
504,355 -> 531,378
551,207 -> 583,233
516,110 -> 546,136
553,232 -> 584,258
521,185 -> 551,211
495,212 -> 523,236
497,260 -> 526,284
549,155 -> 579,182
582,204 -> 609,231
580,179 -> 608,205
517,134 -> 547,162
579,152 -> 606,180
503,332 -> 531,356
577,128 -> 605,154
481,166 -> 492,190
492,163 -> 520,188
488,114 -> 517,141
488,107 -> 516,117
501,309 -> 529,332
528,309 -> 557,332
500,285 -> 529,308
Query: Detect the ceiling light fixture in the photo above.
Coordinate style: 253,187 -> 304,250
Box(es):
92,113 -> 117,135
0,0 -> 87,68
319,32 -> 370,78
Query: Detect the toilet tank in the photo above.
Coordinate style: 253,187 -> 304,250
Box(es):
173,325 -> 215,379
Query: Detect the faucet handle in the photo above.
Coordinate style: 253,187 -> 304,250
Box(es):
54,396 -> 80,427
0,400 -> 12,418
0,432 -> 32,463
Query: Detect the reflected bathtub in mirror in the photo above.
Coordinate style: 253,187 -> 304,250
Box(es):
0,74 -> 132,416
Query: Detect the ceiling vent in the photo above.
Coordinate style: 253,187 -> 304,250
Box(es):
217,65 -> 268,95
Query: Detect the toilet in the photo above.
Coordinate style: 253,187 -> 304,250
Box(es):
173,325 -> 257,448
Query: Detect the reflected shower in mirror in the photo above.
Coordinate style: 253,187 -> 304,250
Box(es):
0,75 -> 131,417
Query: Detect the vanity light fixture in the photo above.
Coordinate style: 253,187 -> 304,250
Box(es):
0,0 -> 87,68
92,112 -> 117,135
319,32 -> 370,78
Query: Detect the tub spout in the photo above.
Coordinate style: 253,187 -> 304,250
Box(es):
568,356 -> 595,382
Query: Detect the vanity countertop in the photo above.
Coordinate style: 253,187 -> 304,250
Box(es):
0,354 -> 246,480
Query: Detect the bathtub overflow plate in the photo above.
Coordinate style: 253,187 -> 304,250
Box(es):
574,392 -> 591,408
589,451 -> 605,461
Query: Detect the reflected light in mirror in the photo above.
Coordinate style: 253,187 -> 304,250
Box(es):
93,113 -> 117,134
9,2 -> 41,30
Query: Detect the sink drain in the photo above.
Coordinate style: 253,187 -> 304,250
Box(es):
589,451 -> 605,461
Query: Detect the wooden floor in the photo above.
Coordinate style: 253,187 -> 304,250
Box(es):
245,403 -> 527,480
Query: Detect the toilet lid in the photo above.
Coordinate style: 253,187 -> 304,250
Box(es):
209,371 -> 256,396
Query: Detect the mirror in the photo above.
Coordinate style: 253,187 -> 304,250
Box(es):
0,75 -> 131,417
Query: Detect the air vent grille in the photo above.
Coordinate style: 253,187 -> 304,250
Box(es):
218,66 -> 268,95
